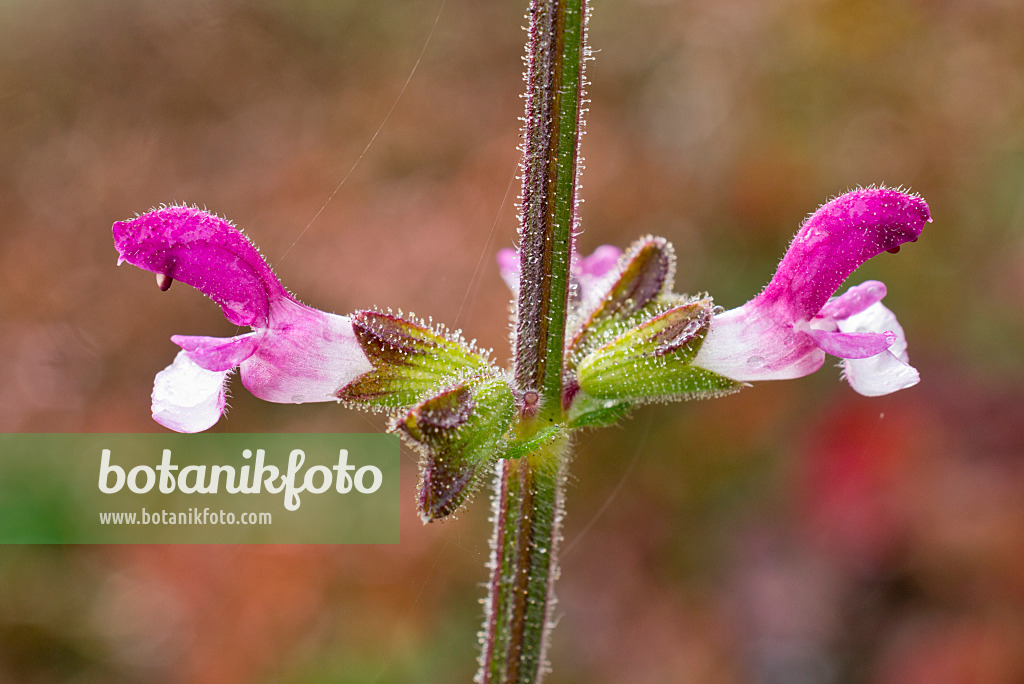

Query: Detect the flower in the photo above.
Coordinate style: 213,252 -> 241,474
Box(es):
113,206 -> 371,432
496,244 -> 622,302
692,187 -> 930,396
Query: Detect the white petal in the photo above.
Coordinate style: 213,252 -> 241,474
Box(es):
842,351 -> 920,396
838,301 -> 909,362
151,350 -> 229,432
837,301 -> 919,396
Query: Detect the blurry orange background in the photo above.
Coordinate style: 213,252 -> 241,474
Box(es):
2,0 -> 1023,682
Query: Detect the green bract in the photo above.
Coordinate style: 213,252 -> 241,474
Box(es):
575,297 -> 741,402
394,376 -> 515,522
568,235 -> 675,362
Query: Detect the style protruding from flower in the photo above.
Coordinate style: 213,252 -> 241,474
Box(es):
692,187 -> 930,396
113,206 -> 371,432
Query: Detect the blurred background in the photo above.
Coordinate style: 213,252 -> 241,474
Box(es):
1,0 -> 1023,681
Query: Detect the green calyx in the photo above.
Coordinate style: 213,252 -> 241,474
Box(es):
337,239 -> 741,526
568,235 -> 676,362
394,376 -> 515,522
338,309 -> 494,409
574,297 -> 741,404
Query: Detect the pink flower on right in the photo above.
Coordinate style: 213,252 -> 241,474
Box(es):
693,187 -> 931,396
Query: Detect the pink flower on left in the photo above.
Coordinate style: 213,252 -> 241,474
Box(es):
113,206 -> 372,432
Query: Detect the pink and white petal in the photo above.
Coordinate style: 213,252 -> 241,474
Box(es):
842,350 -> 920,396
836,301 -> 917,395
172,332 -> 260,372
806,327 -> 896,360
497,248 -> 520,296
818,281 -> 887,321
151,350 -> 230,433
837,300 -> 910,361
693,304 -> 826,382
239,299 -> 373,403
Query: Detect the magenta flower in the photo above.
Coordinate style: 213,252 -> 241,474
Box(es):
692,187 -> 930,396
113,206 -> 371,432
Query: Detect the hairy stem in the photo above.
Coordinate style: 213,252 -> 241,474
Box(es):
513,0 -> 587,413
480,0 -> 586,680
478,435 -> 569,684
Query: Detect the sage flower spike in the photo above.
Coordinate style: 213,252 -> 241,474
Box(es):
113,206 -> 371,432
693,187 -> 931,396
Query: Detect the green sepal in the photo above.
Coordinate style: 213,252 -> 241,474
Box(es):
566,393 -> 633,429
568,235 -> 675,362
575,297 -> 741,402
503,424 -> 567,460
339,310 -> 493,409
393,376 -> 515,523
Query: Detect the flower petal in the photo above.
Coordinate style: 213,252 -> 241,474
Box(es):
239,298 -> 373,403
151,350 -> 229,432
693,304 -> 826,381
843,351 -> 919,396
837,300 -> 919,396
806,328 -> 896,359
573,244 -> 623,307
818,280 -> 887,321
113,206 -> 289,327
171,333 -> 260,372
760,188 -> 929,321
497,248 -> 520,296
576,244 -> 622,279
837,300 -> 909,359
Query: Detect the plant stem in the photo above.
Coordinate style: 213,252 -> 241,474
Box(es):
480,0 -> 586,680
513,0 -> 587,413
478,434 -> 569,684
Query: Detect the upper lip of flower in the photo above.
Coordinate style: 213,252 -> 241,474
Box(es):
113,206 -> 287,329
759,187 -> 929,321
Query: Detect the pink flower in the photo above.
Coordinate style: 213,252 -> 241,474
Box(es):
113,206 -> 371,432
693,187 -> 930,396
496,244 -> 622,302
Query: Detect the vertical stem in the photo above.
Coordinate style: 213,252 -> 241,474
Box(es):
514,0 -> 587,412
481,0 -> 586,680
478,435 -> 569,684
